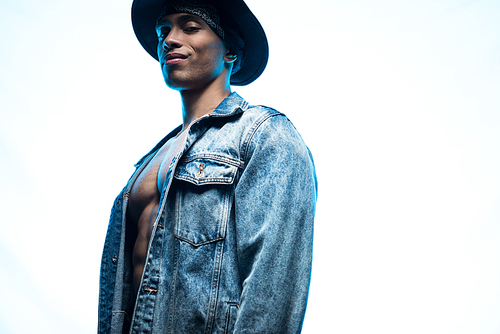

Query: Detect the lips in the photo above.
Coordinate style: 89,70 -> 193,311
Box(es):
163,52 -> 188,65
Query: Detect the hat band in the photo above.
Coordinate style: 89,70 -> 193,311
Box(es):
157,0 -> 224,40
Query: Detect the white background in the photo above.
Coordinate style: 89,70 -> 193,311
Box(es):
1,0 -> 499,333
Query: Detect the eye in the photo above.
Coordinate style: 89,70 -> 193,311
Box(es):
184,26 -> 200,33
157,28 -> 171,41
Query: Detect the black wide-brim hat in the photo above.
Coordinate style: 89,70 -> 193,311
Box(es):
131,0 -> 269,86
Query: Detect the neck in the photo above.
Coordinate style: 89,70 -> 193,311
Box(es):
179,80 -> 232,129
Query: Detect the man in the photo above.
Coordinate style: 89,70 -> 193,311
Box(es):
98,0 -> 317,333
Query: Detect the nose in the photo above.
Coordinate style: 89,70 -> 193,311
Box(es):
161,29 -> 182,51
162,40 -> 169,51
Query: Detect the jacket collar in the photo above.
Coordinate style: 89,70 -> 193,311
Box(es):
210,91 -> 248,117
134,92 -> 248,168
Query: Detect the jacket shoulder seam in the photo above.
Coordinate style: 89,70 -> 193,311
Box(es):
240,107 -> 285,165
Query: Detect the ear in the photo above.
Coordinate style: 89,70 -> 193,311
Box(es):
224,52 -> 238,64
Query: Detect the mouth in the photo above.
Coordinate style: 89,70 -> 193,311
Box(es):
163,52 -> 188,65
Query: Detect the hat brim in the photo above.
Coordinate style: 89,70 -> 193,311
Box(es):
131,0 -> 269,86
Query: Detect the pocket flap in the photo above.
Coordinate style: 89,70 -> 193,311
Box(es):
174,158 -> 238,185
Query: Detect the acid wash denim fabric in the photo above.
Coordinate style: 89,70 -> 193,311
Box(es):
98,92 -> 317,334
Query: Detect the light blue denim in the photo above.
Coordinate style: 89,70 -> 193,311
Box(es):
98,92 -> 317,334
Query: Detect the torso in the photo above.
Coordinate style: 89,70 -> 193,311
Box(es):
126,129 -> 189,295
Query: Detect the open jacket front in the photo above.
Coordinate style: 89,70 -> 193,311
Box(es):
98,93 -> 317,334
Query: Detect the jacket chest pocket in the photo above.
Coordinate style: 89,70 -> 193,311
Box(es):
172,158 -> 238,247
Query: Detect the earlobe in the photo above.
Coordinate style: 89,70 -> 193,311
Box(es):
224,53 -> 238,64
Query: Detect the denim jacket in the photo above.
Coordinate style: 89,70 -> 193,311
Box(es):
98,92 -> 317,334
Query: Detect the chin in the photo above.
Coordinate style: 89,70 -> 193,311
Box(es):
164,79 -> 199,92
164,73 -> 218,92
163,74 -> 191,91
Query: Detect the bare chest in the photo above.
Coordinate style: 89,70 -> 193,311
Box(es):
128,132 -> 188,224
126,131 -> 188,293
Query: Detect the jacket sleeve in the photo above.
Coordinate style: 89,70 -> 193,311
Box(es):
233,112 -> 317,333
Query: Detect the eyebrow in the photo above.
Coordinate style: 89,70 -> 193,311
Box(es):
177,14 -> 204,25
156,14 -> 205,29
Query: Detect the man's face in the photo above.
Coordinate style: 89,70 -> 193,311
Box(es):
156,13 -> 229,91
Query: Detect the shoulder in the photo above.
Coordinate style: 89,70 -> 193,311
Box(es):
236,104 -> 317,197
237,104 -> 289,133
238,105 -> 311,163
238,104 -> 296,139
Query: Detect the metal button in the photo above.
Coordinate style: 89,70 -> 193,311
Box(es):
196,163 -> 204,178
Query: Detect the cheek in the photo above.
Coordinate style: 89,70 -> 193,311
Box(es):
157,44 -> 162,59
199,41 -> 226,65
